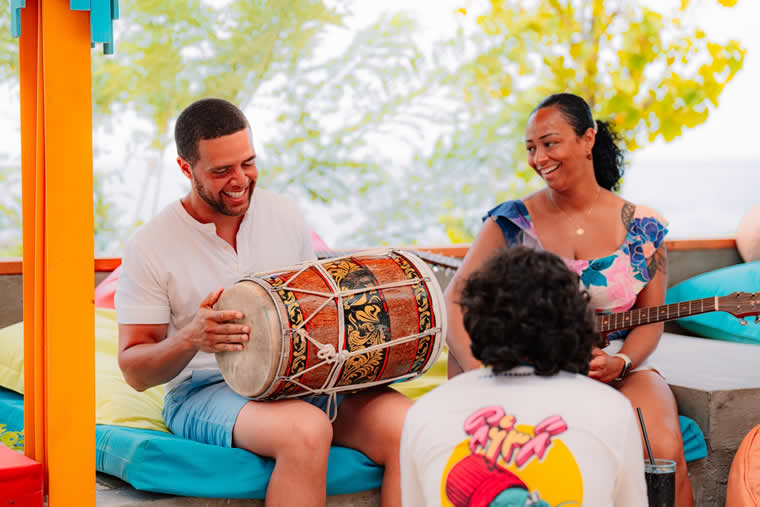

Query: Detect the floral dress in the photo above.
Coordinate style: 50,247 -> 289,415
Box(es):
486,200 -> 668,341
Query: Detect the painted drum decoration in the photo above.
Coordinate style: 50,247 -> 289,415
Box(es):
214,250 -> 446,400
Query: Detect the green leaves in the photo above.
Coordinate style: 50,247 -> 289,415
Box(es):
0,0 -> 747,250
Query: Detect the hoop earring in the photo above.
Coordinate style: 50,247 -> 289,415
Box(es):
586,152 -> 592,160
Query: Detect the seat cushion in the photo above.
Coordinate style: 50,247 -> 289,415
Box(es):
666,262 -> 760,344
0,386 -> 382,498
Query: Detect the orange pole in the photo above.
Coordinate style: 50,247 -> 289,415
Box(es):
39,0 -> 96,504
33,5 -> 47,474
19,0 -> 40,466
20,0 -> 95,504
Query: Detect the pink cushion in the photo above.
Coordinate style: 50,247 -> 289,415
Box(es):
94,266 -> 120,309
311,230 -> 329,252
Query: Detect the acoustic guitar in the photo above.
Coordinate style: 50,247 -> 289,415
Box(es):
317,249 -> 760,338
597,291 -> 760,339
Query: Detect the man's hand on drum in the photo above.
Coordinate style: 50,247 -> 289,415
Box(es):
588,347 -> 624,384
185,288 -> 249,353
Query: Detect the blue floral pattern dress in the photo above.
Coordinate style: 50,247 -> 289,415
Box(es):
486,200 -> 668,343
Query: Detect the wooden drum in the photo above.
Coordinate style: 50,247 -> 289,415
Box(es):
214,250 -> 446,400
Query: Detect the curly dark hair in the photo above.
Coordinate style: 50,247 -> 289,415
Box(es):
459,246 -> 598,376
533,93 -> 626,191
175,98 -> 250,165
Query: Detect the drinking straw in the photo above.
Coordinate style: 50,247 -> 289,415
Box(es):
636,407 -> 656,466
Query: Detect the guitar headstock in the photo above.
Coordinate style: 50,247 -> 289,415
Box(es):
718,292 -> 760,318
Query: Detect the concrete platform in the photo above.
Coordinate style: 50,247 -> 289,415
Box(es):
96,472 -> 380,506
650,332 -> 760,506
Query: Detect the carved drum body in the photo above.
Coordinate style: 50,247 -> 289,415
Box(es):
215,250 -> 446,400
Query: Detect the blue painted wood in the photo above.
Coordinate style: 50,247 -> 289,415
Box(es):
10,0 -> 25,38
70,0 -> 90,11
9,0 -> 119,55
90,0 -> 112,44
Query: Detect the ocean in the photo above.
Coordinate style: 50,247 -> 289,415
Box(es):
620,159 -> 759,240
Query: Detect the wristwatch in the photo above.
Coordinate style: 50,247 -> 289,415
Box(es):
613,353 -> 633,381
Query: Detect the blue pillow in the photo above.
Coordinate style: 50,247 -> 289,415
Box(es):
0,387 -> 382,498
666,262 -> 760,344
679,415 -> 707,463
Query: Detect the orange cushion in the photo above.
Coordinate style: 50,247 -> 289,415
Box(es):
726,424 -> 760,506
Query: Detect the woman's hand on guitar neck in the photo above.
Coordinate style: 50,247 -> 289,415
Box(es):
588,347 -> 625,384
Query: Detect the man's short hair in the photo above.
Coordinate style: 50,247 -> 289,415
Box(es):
175,98 -> 249,165
459,246 -> 598,376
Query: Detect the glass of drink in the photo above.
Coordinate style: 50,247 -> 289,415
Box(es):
644,458 -> 676,507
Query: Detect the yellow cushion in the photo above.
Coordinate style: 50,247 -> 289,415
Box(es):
392,348 -> 448,400
0,308 -> 168,433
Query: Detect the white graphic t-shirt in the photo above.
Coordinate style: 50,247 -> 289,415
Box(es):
400,367 -> 647,507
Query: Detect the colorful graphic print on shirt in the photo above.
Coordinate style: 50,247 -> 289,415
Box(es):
441,406 -> 583,507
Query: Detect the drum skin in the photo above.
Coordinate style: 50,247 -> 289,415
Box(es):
215,250 -> 446,400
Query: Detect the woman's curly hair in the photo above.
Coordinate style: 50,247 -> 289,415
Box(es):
459,247 -> 598,376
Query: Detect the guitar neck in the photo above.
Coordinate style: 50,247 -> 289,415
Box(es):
315,248 -> 462,271
598,297 -> 718,334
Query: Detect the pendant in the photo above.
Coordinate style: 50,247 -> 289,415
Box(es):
576,227 -> 585,236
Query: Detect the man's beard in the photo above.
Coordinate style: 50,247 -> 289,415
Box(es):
192,173 -> 252,217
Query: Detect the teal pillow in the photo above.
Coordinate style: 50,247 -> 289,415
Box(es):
0,387 -> 382,498
679,415 -> 707,463
666,262 -> 760,344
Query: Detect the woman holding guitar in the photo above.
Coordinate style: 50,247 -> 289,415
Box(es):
445,92 -> 693,506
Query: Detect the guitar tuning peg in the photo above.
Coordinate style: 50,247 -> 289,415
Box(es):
740,318 -> 748,326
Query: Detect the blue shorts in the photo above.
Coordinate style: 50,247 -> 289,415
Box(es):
162,370 -> 343,448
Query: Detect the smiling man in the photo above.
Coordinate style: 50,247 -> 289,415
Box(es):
115,98 -> 411,506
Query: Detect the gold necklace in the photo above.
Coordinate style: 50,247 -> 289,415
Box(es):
548,187 -> 601,236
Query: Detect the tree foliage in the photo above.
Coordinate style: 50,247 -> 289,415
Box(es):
354,0 -> 746,245
91,0 -> 437,246
0,1 -> 432,253
0,0 -> 748,251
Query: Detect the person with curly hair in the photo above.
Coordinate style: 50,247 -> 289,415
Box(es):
444,92 -> 692,506
401,247 -> 647,507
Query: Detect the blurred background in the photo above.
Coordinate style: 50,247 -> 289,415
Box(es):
0,0 -> 757,256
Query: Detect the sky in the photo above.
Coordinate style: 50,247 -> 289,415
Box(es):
1,0 -> 758,248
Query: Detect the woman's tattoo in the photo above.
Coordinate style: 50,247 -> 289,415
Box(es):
621,202 -> 635,230
647,247 -> 668,279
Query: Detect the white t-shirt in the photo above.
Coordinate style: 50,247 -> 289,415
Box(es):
115,188 -> 315,392
400,367 -> 647,507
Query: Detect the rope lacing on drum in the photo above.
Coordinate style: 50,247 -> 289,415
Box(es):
274,326 -> 440,423
316,345 -> 351,364
242,251 -> 445,423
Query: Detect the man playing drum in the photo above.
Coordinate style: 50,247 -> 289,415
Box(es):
115,98 -> 412,506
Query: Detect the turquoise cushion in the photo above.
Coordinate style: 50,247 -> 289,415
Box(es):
0,387 -> 382,498
666,262 -> 760,344
679,415 -> 707,462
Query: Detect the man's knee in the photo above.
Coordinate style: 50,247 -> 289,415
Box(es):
275,409 -> 333,461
